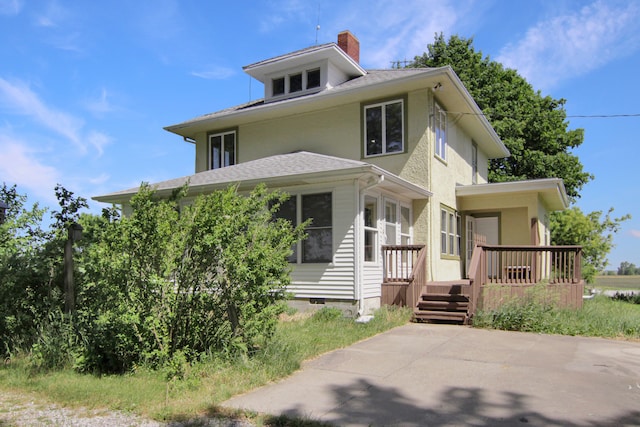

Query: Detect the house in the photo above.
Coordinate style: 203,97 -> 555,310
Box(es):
95,31 -> 583,321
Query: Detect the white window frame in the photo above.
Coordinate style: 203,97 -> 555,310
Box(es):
363,195 -> 378,263
364,99 -> 405,158
440,206 -> 461,258
434,103 -> 447,161
208,130 -> 236,170
267,62 -> 325,101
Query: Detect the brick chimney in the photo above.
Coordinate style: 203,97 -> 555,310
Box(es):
337,30 -> 359,63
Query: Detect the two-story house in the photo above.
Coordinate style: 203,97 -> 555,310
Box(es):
95,31 -> 577,320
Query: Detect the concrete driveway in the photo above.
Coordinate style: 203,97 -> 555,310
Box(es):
223,323 -> 640,426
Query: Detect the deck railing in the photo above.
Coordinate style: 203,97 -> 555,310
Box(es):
381,245 -> 427,309
467,244 -> 584,316
478,245 -> 582,285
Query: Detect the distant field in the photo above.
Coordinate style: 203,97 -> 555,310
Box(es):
594,275 -> 640,290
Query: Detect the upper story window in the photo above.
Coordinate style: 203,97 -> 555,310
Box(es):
364,99 -> 404,157
471,142 -> 478,184
209,130 -> 236,170
434,103 -> 447,161
270,67 -> 323,99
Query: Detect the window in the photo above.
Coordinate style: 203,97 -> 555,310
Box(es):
434,103 -> 447,160
364,99 -> 404,157
363,196 -> 378,262
302,193 -> 332,263
400,206 -> 411,245
384,200 -> 398,244
276,197 -> 298,263
289,73 -> 302,92
272,192 -> 333,263
441,206 -> 461,257
209,130 -> 236,170
307,68 -> 320,89
272,77 -> 285,96
269,67 -> 323,99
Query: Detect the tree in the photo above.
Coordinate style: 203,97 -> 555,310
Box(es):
411,34 -> 592,199
550,207 -> 630,283
617,262 -> 640,275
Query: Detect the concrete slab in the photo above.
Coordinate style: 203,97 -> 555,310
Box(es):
223,324 -> 640,426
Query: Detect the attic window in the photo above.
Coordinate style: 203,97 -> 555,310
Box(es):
307,68 -> 320,89
268,67 -> 324,101
272,77 -> 285,96
289,73 -> 302,92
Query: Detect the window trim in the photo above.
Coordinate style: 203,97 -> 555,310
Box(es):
440,205 -> 461,259
363,195 -> 378,263
207,128 -> 237,170
471,142 -> 478,184
362,96 -> 407,158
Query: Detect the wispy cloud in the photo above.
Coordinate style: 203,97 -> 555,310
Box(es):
497,0 -> 640,90
85,87 -> 114,117
630,230 -> 640,239
259,0 -> 309,33
190,66 -> 235,80
0,77 -> 109,157
0,0 -> 22,15
0,135 -> 59,202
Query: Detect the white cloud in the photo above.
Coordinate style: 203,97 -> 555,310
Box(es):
86,131 -> 111,157
0,0 -> 22,15
497,0 -> 640,90
0,77 -> 109,157
630,230 -> 640,239
190,66 -> 235,80
0,135 -> 59,201
0,77 -> 85,151
85,87 -> 114,116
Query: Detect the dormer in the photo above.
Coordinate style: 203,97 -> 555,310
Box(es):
243,31 -> 367,103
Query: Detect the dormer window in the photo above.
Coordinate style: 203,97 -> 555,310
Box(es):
267,65 -> 325,101
272,77 -> 285,96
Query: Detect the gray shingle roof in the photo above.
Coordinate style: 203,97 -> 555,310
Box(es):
165,69 -> 434,129
93,151 -> 431,203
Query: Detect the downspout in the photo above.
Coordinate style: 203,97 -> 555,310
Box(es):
355,173 -> 384,317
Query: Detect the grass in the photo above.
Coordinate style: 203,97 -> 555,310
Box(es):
592,275 -> 640,291
0,306 -> 412,425
475,294 -> 640,340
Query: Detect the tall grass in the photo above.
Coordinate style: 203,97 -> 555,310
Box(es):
0,306 -> 411,423
474,295 -> 640,339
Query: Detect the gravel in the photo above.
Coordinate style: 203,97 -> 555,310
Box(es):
0,390 -> 255,427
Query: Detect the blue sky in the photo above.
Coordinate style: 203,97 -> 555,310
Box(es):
0,0 -> 638,269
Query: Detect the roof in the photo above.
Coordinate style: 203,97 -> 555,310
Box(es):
243,42 -> 366,83
165,67 -> 510,159
456,178 -> 570,211
93,151 -> 432,204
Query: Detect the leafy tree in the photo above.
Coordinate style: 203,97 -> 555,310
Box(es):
550,207 -> 630,283
617,261 -> 640,275
411,34 -> 592,200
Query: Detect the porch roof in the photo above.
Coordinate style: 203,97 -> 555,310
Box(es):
93,151 -> 432,204
455,178 -> 570,211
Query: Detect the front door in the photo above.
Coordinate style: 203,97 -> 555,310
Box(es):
474,216 -> 499,277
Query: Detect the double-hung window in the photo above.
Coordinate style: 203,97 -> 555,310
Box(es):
434,103 -> 447,160
364,99 -> 404,157
209,130 -> 236,170
363,196 -> 378,262
440,206 -> 461,257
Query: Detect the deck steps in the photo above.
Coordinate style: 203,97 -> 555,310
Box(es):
413,284 -> 471,325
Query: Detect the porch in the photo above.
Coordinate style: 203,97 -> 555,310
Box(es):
381,244 -> 584,324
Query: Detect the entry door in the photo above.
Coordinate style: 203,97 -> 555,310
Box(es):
475,216 -> 499,277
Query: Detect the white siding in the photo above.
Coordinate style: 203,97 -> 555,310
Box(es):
287,181 -> 357,300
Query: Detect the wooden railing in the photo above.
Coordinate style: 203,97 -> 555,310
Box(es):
467,244 -> 584,316
478,245 -> 582,285
381,245 -> 427,309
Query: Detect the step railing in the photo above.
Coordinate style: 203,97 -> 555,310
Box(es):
381,245 -> 427,309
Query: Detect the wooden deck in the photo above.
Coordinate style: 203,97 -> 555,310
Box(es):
381,244 -> 585,324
